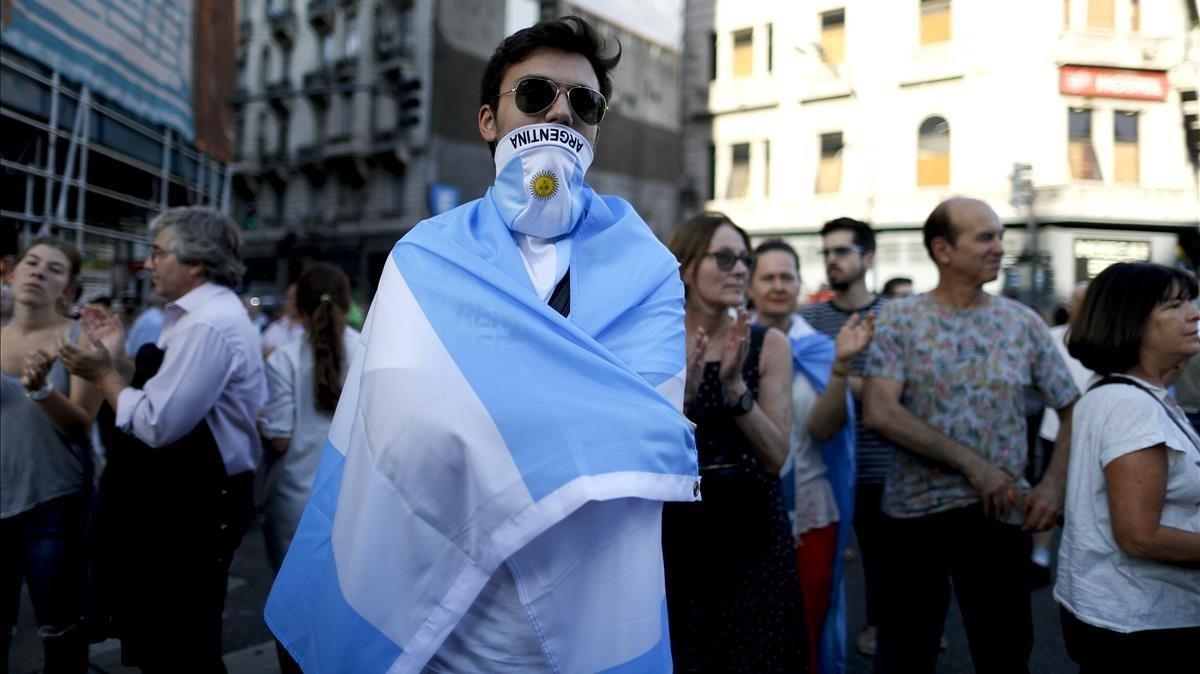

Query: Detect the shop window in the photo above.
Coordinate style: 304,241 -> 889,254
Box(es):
727,143 -> 750,199
732,29 -> 753,78
820,10 -> 846,64
1113,111 -> 1138,184
1088,0 -> 1114,29
920,0 -> 951,45
917,116 -> 950,186
1068,108 -> 1102,180
816,132 -> 843,193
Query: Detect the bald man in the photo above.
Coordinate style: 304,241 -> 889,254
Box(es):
861,198 -> 1079,673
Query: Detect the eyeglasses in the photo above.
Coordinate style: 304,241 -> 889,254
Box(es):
705,251 -> 755,271
496,77 -> 608,126
149,246 -> 172,262
818,245 -> 865,259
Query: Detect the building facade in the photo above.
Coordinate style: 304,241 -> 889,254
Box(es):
683,0 -> 1200,302
234,0 -> 683,300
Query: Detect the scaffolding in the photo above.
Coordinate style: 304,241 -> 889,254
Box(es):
1,52 -> 233,299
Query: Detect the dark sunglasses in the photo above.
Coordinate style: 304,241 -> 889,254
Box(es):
497,77 -> 608,126
705,251 -> 755,271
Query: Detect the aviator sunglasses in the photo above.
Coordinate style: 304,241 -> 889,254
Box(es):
496,77 -> 609,126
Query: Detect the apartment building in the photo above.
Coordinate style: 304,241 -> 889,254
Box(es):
683,0 -> 1200,300
234,0 -> 684,298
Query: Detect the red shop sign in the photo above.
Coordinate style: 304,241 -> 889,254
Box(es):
1060,65 -> 1168,102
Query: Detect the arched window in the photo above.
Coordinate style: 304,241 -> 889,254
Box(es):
917,115 -> 950,187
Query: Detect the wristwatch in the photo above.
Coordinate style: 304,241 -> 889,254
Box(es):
727,390 -> 754,417
26,380 -> 54,401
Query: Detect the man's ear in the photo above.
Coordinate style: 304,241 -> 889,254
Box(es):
863,249 -> 876,270
479,104 -> 498,143
930,238 -> 951,266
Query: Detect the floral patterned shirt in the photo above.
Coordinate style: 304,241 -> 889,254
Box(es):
863,293 -> 1079,518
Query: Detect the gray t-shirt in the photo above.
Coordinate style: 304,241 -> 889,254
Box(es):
1,327 -> 88,518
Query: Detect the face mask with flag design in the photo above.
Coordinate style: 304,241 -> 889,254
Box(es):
492,123 -> 594,239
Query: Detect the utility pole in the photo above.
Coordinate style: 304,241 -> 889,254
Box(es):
1010,162 -> 1046,309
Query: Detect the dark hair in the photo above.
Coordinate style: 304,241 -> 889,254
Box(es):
19,236 -> 82,284
481,16 -> 620,107
882,277 -> 913,297
479,16 -> 620,147
667,212 -> 751,292
296,262 -> 352,413
922,199 -> 960,259
1067,263 -> 1198,375
753,239 -> 799,274
820,217 -> 875,252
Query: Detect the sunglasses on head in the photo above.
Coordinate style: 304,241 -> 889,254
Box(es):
497,77 -> 608,126
705,251 -> 755,271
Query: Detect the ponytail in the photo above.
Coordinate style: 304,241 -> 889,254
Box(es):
295,263 -> 352,412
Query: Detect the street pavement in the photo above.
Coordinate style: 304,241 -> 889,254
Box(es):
10,520 -> 1076,673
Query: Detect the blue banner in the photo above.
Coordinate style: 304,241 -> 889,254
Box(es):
2,0 -> 194,139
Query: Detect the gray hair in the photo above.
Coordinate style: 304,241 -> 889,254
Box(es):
150,207 -> 245,288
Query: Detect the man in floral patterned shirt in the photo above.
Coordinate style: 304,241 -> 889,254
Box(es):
862,197 -> 1079,674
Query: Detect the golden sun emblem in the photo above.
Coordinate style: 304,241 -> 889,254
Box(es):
529,171 -> 560,200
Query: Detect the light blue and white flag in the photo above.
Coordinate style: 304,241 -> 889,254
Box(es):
265,186 -> 699,673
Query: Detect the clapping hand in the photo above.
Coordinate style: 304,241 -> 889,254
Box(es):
58,311 -> 118,383
718,308 -> 750,393
834,312 -> 875,363
78,305 -> 126,357
683,327 -> 709,406
21,346 -> 57,392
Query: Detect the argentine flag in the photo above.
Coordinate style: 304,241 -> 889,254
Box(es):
265,187 -> 699,673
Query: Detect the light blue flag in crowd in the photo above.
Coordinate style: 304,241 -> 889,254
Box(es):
782,332 -> 857,674
265,186 -> 699,673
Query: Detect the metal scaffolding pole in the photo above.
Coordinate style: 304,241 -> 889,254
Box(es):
75,88 -> 92,237
159,128 -> 172,219
57,86 -> 90,249
40,71 -> 60,236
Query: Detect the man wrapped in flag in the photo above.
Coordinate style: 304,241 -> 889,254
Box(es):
265,15 -> 700,673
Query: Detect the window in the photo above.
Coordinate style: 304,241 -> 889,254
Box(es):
920,0 -> 951,45
917,116 -> 950,186
1130,0 -> 1140,31
259,46 -> 272,86
341,94 -> 354,136
820,10 -> 846,64
732,29 -> 753,78
727,143 -> 750,199
1068,108 -> 1102,180
763,140 -> 771,196
321,33 -> 336,66
708,32 -> 718,81
1114,111 -> 1138,183
766,23 -> 774,72
344,12 -> 359,58
707,144 -> 716,200
1087,0 -> 1114,29
1064,0 -> 1071,27
816,132 -> 843,193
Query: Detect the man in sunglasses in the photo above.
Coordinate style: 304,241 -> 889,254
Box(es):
264,15 -> 696,673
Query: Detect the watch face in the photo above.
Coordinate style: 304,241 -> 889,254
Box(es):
739,391 -> 754,412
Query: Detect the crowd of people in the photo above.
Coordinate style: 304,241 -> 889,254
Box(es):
3,13 -> 1198,674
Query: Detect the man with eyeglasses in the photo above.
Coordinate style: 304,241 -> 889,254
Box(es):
799,217 -> 896,657
861,198 -> 1078,673
263,16 -> 697,673
58,207 -> 264,668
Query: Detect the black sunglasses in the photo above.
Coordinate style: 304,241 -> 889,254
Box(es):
497,77 -> 608,126
705,251 -> 755,271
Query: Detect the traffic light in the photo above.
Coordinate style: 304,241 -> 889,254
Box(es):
1010,162 -> 1033,208
398,77 -> 421,128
